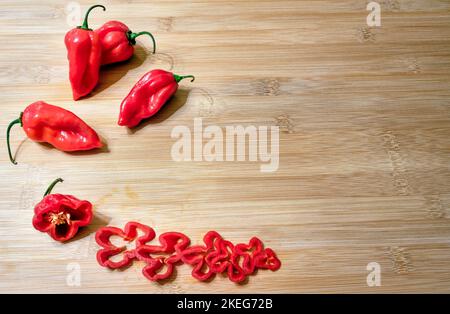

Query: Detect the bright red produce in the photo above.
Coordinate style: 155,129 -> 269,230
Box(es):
118,69 -> 195,128
32,178 -> 93,242
95,221 -> 156,269
65,5 -> 105,100
95,21 -> 156,65
94,222 -> 281,284
6,101 -> 103,164
135,232 -> 190,281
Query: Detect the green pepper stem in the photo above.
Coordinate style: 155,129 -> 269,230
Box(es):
80,4 -> 106,30
6,112 -> 23,165
127,31 -> 156,54
173,74 -> 195,83
44,178 -> 64,197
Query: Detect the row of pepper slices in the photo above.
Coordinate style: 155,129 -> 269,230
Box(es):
97,222 -> 281,283
15,4 -> 281,284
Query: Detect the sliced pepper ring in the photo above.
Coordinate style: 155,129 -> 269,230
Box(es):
95,221 -> 156,269
141,257 -> 175,282
254,248 -> 282,271
232,237 -> 264,275
136,232 -> 190,263
135,232 -> 190,282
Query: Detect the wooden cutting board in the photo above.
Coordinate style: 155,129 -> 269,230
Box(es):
1,0 -> 450,293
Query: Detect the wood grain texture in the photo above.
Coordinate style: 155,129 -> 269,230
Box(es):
1,0 -> 450,293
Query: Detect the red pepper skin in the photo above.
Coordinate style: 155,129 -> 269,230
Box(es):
95,222 -> 156,269
205,239 -> 234,273
118,69 -> 195,128
180,231 -> 230,281
254,248 -> 281,271
22,101 -> 102,151
32,178 -> 92,242
141,258 -> 175,282
6,101 -> 103,164
136,232 -> 190,264
95,21 -> 156,65
227,258 -> 246,283
191,259 -> 215,282
94,222 -> 282,283
64,5 -> 105,100
136,232 -> 190,282
233,237 -> 264,275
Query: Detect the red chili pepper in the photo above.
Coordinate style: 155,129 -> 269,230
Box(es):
95,222 -> 156,269
180,231 -> 229,281
32,178 -> 93,242
136,232 -> 190,264
135,232 -> 190,282
141,257 -> 175,282
232,237 -> 264,275
227,257 -> 246,283
65,5 -> 105,100
95,21 -> 156,65
191,259 -> 215,282
205,239 -> 234,273
254,248 -> 282,271
118,69 -> 195,128
180,231 -> 223,265
6,101 -> 102,165
94,222 -> 282,284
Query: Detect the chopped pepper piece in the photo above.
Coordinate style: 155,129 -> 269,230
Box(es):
95,222 -> 156,269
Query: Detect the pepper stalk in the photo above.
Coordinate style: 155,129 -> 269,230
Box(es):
173,74 -> 195,83
44,178 -> 64,197
127,31 -> 156,54
78,4 -> 106,31
6,112 -> 23,165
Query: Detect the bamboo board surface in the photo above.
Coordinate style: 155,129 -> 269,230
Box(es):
1,0 -> 450,293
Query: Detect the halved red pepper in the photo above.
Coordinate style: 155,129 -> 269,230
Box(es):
6,101 -> 102,164
95,21 -> 156,65
95,222 -> 156,269
65,4 -> 105,100
32,178 -> 93,242
118,69 -> 195,128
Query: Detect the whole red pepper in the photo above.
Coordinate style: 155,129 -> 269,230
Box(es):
32,178 -> 93,242
118,69 -> 195,128
65,5 -> 105,100
95,21 -> 156,65
6,101 -> 102,164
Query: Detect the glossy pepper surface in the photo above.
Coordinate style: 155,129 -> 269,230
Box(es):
95,21 -> 156,65
32,178 -> 93,242
6,101 -> 103,164
135,232 -> 190,281
95,222 -> 156,269
94,222 -> 282,284
65,5 -> 105,100
118,69 -> 195,128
